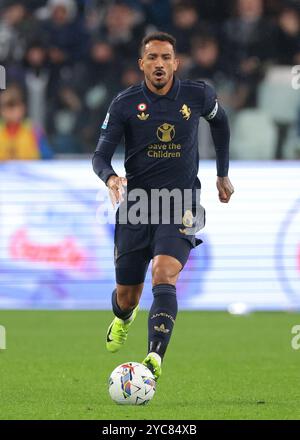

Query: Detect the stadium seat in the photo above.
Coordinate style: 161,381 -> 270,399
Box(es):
230,109 -> 277,159
258,66 -> 300,124
281,125 -> 300,159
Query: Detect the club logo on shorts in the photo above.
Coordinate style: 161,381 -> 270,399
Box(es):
182,210 -> 194,227
156,123 -> 175,142
179,210 -> 194,235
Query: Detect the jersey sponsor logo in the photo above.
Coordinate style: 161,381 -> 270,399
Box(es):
148,124 -> 180,157
205,101 -> 218,120
156,123 -> 175,142
180,104 -> 191,120
102,112 -> 110,129
137,112 -> 149,120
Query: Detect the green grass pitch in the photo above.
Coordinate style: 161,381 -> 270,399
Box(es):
0,310 -> 299,420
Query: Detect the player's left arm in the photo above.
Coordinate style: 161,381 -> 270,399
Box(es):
203,83 -> 234,203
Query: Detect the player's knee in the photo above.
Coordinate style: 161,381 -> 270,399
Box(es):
117,293 -> 138,310
152,264 -> 178,286
117,286 -> 141,310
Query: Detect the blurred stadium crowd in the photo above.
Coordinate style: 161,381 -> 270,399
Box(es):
0,0 -> 300,159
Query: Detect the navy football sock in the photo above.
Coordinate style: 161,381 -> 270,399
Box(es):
148,284 -> 178,360
111,288 -> 134,321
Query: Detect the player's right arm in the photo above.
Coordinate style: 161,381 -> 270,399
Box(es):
92,97 -> 127,206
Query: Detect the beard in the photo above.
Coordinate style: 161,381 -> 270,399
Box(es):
147,72 -> 169,90
151,80 -> 167,90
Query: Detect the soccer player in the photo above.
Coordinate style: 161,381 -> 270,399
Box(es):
92,32 -> 234,380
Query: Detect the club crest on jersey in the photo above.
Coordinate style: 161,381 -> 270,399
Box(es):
180,104 -> 191,120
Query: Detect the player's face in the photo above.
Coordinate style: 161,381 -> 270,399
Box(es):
139,40 -> 179,91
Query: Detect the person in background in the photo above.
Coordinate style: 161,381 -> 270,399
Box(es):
192,0 -> 230,24
139,0 -> 172,30
221,0 -> 273,109
188,35 -> 229,85
0,84 -> 52,160
46,84 -> 86,154
273,4 -> 300,65
222,0 -> 272,69
120,64 -> 143,88
43,0 -> 89,65
77,39 -> 121,149
170,1 -> 209,54
42,0 -> 89,96
0,1 -> 40,65
23,41 -> 49,129
99,1 -> 144,62
169,1 -> 212,74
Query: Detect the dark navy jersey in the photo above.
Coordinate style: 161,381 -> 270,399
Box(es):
93,77 -> 229,193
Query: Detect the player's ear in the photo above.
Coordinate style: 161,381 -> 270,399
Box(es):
138,58 -> 144,72
173,57 -> 179,72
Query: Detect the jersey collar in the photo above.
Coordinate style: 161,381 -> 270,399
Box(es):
142,76 -> 180,102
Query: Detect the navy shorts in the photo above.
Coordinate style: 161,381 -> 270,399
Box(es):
114,217 -> 204,285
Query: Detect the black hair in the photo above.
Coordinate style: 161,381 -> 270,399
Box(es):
140,32 -> 176,56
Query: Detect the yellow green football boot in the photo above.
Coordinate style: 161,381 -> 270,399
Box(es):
142,352 -> 162,381
106,305 -> 139,353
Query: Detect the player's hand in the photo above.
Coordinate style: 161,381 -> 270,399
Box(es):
216,176 -> 234,203
106,175 -> 127,207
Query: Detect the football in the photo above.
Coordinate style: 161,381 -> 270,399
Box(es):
108,362 -> 156,405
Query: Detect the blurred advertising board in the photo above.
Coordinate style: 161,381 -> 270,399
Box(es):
0,160 -> 299,310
